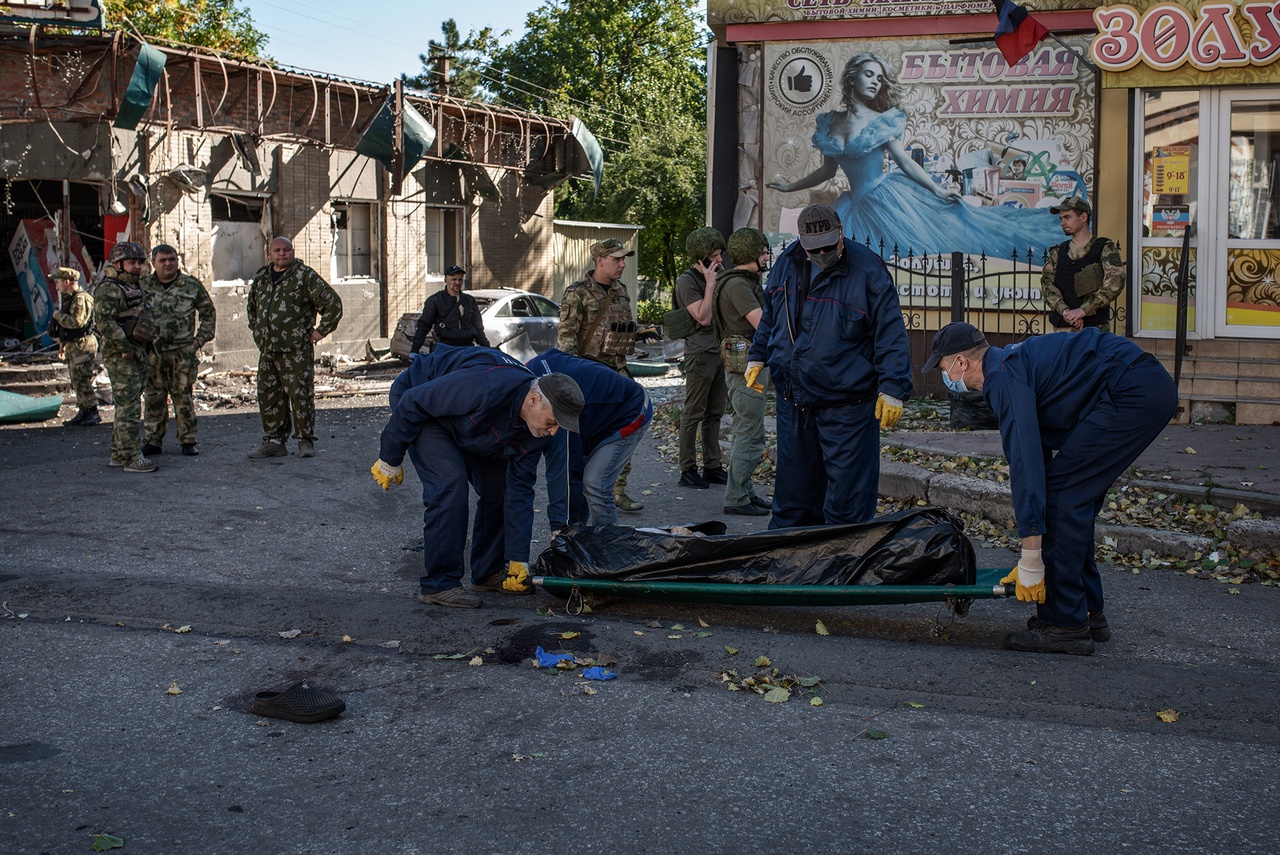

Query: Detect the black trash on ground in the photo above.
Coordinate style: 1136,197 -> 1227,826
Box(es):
949,390 -> 999,430
534,508 -> 975,587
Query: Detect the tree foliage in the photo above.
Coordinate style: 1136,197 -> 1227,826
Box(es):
402,19 -> 504,102
426,0 -> 709,291
103,0 -> 268,58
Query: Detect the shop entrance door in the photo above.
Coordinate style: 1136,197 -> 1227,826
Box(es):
1216,92 -> 1280,338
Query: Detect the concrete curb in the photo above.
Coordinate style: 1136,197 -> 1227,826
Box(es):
877,460 -> 1227,558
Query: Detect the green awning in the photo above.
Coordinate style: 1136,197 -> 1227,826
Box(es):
571,118 -> 603,198
356,97 -> 437,174
113,43 -> 167,130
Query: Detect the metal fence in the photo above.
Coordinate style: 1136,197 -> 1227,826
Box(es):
856,240 -> 1126,398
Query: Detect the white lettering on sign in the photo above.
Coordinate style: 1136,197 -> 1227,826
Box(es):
1091,2 -> 1277,72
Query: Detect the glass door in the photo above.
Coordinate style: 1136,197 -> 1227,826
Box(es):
1135,89 -> 1200,335
1218,92 -> 1280,337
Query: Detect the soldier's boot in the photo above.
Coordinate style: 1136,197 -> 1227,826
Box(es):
64,408 -> 85,426
79,408 -> 101,426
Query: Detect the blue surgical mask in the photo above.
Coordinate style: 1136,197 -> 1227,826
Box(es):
942,362 -> 969,394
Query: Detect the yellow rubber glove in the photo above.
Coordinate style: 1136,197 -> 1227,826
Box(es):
502,560 -> 533,594
875,393 -> 904,429
370,459 -> 404,490
744,361 -> 765,393
999,548 -> 1046,603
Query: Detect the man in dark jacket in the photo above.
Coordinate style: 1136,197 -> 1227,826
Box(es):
409,265 -> 490,353
527,349 -> 652,529
746,204 -> 911,527
371,346 -> 583,607
924,323 -> 1176,655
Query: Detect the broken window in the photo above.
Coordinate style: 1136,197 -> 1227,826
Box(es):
331,201 -> 374,280
210,194 -> 266,285
425,206 -> 461,277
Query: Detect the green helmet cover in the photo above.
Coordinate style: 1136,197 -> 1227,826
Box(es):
727,228 -> 770,265
685,227 -> 726,261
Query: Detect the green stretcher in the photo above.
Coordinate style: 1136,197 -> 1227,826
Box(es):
534,567 -> 1014,608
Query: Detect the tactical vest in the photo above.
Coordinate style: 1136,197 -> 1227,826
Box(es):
711,268 -> 763,375
50,292 -> 94,342
1050,238 -> 1110,328
577,283 -> 636,358
111,275 -> 157,346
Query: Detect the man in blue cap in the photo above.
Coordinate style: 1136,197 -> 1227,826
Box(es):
923,323 -> 1177,654
745,203 -> 912,527
371,346 -> 584,607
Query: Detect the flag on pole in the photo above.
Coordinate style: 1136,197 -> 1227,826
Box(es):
993,0 -> 1050,66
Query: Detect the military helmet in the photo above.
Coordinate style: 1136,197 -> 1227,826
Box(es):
727,228 -> 770,266
685,227 -> 726,261
108,241 -> 146,263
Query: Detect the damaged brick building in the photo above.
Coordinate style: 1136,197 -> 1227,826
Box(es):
0,27 -> 603,365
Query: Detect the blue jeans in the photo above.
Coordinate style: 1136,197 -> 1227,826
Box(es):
546,421 -> 649,528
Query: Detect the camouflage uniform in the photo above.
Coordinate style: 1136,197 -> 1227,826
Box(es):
246,259 -> 343,442
557,271 -> 638,496
142,272 -> 216,447
51,287 -> 98,410
94,266 -> 150,464
1041,236 -> 1125,331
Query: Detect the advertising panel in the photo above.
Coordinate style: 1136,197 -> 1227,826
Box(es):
709,0 -> 1094,28
760,38 -> 1096,261
7,219 -> 96,344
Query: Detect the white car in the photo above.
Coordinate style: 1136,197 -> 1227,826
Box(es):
390,288 -> 562,361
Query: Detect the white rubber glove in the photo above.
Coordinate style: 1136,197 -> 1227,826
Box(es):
370,459 -> 404,490
1000,548 -> 1046,603
744,361 -> 765,393
875,393 -> 904,429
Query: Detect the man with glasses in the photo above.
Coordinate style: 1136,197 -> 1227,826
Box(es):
745,204 -> 911,527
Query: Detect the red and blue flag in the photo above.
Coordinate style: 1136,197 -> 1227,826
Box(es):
993,0 -> 1050,66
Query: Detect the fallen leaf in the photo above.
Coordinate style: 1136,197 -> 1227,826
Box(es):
278,629 -> 302,639
646,620 -> 663,628
641,489 -> 653,495
1183,446 -> 1197,454
175,625 -> 192,634
342,635 -> 354,643
866,729 -> 891,740
908,701 -> 925,708
91,833 -> 125,852
211,706 -> 224,711
698,617 -> 710,628
810,697 -> 824,707
667,634 -> 683,639
724,646 -> 738,655
696,632 -> 713,638
762,687 -> 790,703
431,652 -> 465,659
1156,709 -> 1180,723
755,655 -> 771,667
583,685 -> 598,695
560,631 -> 580,639
469,656 -> 484,666
797,676 -> 821,688
213,640 -> 230,645
670,623 -> 686,631
633,630 -> 645,636
164,682 -> 182,696
382,640 -> 402,649
1228,588 -> 1240,596
815,620 -> 830,636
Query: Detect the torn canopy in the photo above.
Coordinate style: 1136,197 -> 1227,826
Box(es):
356,97 -> 437,174
534,508 -> 975,587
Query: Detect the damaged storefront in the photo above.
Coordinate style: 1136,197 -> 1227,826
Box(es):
0,29 -> 595,366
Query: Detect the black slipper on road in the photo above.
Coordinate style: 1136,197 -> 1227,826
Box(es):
250,683 -> 346,723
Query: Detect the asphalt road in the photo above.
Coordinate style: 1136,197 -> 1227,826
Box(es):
2,396 -> 1278,854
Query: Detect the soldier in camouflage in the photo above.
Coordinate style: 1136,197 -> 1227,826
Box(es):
245,236 -> 343,459
1041,197 -> 1125,332
141,244 -> 216,457
93,242 -> 157,473
557,237 -> 642,510
48,267 -> 101,427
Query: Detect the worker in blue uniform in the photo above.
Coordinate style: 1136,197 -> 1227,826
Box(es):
745,203 -> 912,527
923,323 -> 1177,655
371,345 -> 584,608
528,349 -> 653,530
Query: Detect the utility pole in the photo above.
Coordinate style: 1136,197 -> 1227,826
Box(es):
434,53 -> 454,97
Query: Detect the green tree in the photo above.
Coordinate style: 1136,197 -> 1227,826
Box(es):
477,0 -> 709,290
403,19 -> 504,102
103,0 -> 268,58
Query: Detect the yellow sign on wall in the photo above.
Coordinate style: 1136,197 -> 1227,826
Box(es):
1152,145 -> 1190,194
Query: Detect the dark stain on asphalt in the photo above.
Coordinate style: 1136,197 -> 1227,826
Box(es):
0,741 -> 62,763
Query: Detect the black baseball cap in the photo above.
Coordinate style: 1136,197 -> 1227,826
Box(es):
444,265 -> 466,276
923,322 -> 989,373
537,373 -> 584,433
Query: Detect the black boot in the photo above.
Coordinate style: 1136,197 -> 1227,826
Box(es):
63,408 -> 85,426
79,408 -> 101,426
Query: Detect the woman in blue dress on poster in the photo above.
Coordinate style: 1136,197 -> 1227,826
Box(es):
767,52 -> 1064,260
